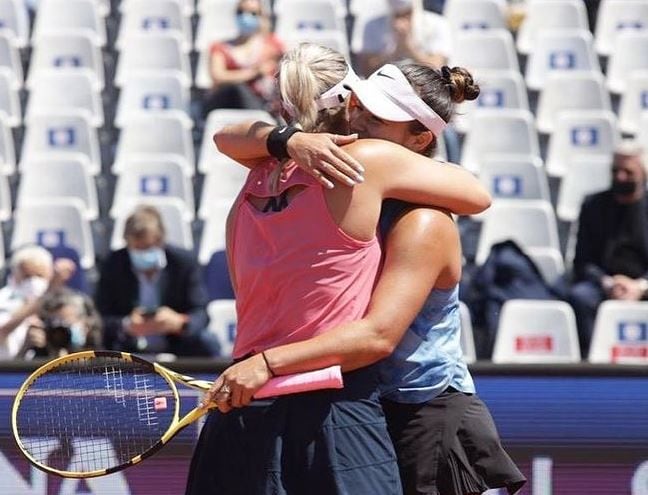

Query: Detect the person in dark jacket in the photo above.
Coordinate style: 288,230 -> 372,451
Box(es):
95,205 -> 219,357
568,140 -> 648,357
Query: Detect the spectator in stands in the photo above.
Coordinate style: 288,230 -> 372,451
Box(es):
17,287 -> 101,359
202,0 -> 284,117
0,246 -> 76,359
95,206 -> 219,357
356,0 -> 452,77
568,141 -> 648,357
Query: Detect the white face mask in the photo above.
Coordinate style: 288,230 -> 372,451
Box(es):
13,276 -> 49,300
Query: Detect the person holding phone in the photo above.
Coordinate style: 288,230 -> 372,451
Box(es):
95,206 -> 220,357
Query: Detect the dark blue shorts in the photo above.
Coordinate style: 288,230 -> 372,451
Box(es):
185,366 -> 402,495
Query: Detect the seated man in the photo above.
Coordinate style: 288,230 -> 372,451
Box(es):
95,205 -> 220,357
568,141 -> 648,356
356,0 -> 452,76
0,245 -> 75,359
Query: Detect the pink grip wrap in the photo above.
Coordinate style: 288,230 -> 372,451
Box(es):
253,365 -> 343,399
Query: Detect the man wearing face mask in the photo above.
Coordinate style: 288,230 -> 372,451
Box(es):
0,245 -> 76,359
568,141 -> 648,357
202,0 -> 284,116
95,206 -> 219,357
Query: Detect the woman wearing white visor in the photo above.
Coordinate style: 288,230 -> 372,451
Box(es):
202,48 -> 525,494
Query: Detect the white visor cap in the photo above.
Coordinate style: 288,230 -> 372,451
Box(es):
345,64 -> 448,136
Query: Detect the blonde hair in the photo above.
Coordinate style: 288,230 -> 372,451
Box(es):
278,43 -> 349,132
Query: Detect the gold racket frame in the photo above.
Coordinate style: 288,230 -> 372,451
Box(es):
11,350 -> 190,478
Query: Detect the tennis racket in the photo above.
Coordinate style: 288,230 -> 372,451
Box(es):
12,350 -> 343,478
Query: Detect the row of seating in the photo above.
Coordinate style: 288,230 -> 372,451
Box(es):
205,297 -> 648,364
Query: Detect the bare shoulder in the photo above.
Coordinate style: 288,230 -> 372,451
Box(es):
341,139 -> 447,170
389,206 -> 459,249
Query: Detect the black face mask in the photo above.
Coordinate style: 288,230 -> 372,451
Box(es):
612,180 -> 638,196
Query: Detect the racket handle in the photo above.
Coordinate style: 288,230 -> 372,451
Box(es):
253,365 -> 343,399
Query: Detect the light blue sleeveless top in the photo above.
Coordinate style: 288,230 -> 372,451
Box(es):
378,200 -> 475,404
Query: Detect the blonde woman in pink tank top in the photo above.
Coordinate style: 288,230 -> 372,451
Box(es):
185,44 -> 490,495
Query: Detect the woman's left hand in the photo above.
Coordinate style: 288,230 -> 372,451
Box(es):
201,353 -> 273,413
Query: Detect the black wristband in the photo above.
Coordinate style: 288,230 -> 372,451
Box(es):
266,125 -> 302,161
260,351 -> 276,377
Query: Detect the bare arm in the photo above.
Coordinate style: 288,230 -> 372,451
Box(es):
348,139 -> 491,215
213,121 -> 365,187
204,208 -> 458,410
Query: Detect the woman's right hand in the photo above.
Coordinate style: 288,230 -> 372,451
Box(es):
286,133 -> 365,189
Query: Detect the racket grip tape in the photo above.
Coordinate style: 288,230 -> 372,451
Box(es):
253,365 -> 343,399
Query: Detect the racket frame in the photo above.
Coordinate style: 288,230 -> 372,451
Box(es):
11,350 -> 213,478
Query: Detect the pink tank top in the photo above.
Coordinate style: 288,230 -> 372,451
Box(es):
228,160 -> 382,359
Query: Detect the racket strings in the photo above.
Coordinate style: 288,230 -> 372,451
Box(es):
15,355 -> 176,474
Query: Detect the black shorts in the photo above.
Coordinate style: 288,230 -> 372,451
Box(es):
382,389 -> 526,495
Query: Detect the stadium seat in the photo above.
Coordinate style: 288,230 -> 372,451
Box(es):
114,32 -> 191,88
17,157 -> 98,220
454,69 -> 529,134
619,70 -> 648,136
274,0 -> 345,38
12,199 -> 95,269
0,226 -> 5,270
589,300 -> 648,363
545,110 -> 618,177
525,29 -> 600,91
475,199 -> 560,265
0,171 -> 9,221
115,72 -> 192,129
198,200 -> 231,265
198,109 -> 275,174
516,0 -> 589,55
451,29 -> 519,72
20,111 -> 100,175
0,67 -> 20,127
492,300 -> 581,363
444,0 -> 506,32
281,29 -> 350,60
25,71 -> 103,127
477,154 -> 550,203
0,0 -> 30,48
349,0 -> 387,15
0,31 -> 23,89
639,113 -> 648,151
0,113 -> 15,175
113,114 -> 195,175
556,154 -> 611,222
458,301 -> 477,364
123,0 -> 194,17
198,163 -> 246,220
526,247 -> 565,284
194,0 -> 239,52
350,8 -> 389,56
111,197 -> 193,251
32,0 -> 106,47
536,72 -> 612,134
111,156 -> 195,221
116,0 -> 192,53
207,299 -> 237,358
461,109 -> 540,174
27,31 -> 104,91
606,31 -> 648,95
595,0 -> 648,57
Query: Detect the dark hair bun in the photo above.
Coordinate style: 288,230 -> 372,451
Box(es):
442,66 -> 480,104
